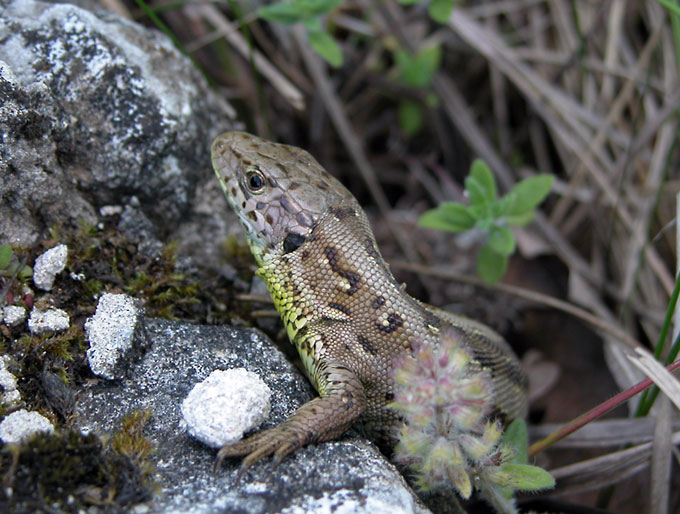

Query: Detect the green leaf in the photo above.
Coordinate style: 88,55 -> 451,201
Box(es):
308,30 -> 343,67
258,2 -> 306,24
505,210 -> 535,227
428,0 -> 453,23
488,225 -> 515,256
0,244 -> 12,270
398,100 -> 424,135
493,191 -> 516,217
395,45 -> 441,89
465,181 -> 491,221
468,159 -> 497,204
19,265 -> 33,280
465,160 -> 497,221
298,0 -> 342,16
301,16 -> 322,31
397,0 -> 421,4
425,92 -> 439,108
418,202 -> 475,232
506,174 -> 553,215
497,463 -> 556,491
501,419 -> 529,463
477,244 -> 507,284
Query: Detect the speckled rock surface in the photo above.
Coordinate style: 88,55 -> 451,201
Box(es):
75,319 -> 430,514
0,0 -> 236,247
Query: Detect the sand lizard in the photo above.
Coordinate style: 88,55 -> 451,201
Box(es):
211,131 -> 528,471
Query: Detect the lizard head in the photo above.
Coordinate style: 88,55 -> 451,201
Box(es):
211,131 -> 350,265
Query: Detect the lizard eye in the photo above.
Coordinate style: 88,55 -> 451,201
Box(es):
246,170 -> 265,192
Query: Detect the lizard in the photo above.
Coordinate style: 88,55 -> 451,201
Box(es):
211,131 -> 529,472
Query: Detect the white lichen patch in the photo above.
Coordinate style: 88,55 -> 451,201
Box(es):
2,305 -> 26,327
85,293 -> 143,380
28,307 -> 70,334
181,368 -> 271,449
33,244 -> 68,290
0,356 -> 21,405
0,409 -> 54,444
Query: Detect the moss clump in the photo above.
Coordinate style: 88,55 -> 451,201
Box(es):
123,241 -> 201,320
0,411 -> 155,513
110,409 -> 155,486
0,430 -> 148,513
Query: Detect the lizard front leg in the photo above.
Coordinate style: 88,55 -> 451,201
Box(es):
215,362 -> 367,472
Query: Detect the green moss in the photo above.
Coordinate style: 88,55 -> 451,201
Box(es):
0,412 -> 156,513
111,409 -> 156,483
0,429 -> 150,512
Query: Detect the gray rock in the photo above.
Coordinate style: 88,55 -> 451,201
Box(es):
117,202 -> 165,257
85,293 -> 144,380
0,409 -> 54,444
32,244 -> 68,290
75,319 -> 429,514
0,0 -> 236,247
181,368 -> 272,449
27,307 -> 70,334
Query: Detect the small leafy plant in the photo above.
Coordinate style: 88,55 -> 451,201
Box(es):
0,244 -> 32,282
389,329 -> 554,513
258,0 -> 343,67
419,160 -> 553,283
394,44 -> 441,135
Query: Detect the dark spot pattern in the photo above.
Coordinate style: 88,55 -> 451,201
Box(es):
331,207 -> 356,220
357,335 -> 377,355
324,246 -> 361,295
328,302 -> 351,315
283,232 -> 306,254
377,313 -> 403,333
473,354 -> 497,375
423,309 -> 441,330
372,296 -> 385,309
487,408 -> 508,426
364,238 -> 381,261
301,250 -> 310,261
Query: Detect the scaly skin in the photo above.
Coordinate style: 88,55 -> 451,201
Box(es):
211,131 -> 528,471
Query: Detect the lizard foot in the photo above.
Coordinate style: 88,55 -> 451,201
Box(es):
213,364 -> 367,477
214,425 -> 303,476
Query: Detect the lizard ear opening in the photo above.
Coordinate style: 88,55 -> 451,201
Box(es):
283,232 -> 306,254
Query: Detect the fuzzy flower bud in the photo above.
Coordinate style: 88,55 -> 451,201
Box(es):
389,328 -> 518,511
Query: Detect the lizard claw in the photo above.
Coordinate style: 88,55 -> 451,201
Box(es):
213,426 -> 301,478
